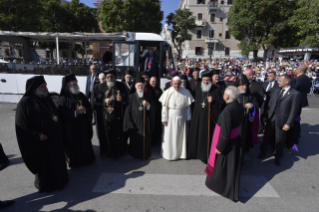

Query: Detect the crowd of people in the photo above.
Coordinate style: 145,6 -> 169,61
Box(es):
0,56 -> 313,207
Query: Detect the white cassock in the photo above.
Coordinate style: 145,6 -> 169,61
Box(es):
159,87 -> 194,160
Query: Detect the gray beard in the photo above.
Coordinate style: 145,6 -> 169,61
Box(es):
69,87 -> 80,95
181,84 -> 186,88
239,89 -> 246,94
201,82 -> 212,92
106,80 -> 115,88
35,88 -> 48,98
137,91 -> 144,98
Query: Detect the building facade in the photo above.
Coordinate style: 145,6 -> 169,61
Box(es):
178,0 -> 242,59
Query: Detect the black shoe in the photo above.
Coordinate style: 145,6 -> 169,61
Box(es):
0,159 -> 9,171
275,157 -> 281,166
0,200 -> 15,208
257,152 -> 267,159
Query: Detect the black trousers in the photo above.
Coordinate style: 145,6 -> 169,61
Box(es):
260,119 -> 286,157
0,143 -> 8,165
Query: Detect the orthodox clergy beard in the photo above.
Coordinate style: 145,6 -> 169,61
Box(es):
201,82 -> 212,92
35,88 -> 48,98
181,84 -> 186,88
136,90 -> 144,98
69,86 -> 80,95
106,80 -> 115,88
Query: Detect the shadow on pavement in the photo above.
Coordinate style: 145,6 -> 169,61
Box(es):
2,144 -> 155,212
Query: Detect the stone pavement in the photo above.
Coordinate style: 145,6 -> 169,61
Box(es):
0,98 -> 319,212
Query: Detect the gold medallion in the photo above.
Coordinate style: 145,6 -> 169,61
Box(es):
106,105 -> 114,114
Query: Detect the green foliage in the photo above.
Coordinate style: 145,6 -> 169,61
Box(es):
228,0 -> 298,59
99,0 -> 163,33
0,0 -> 42,31
166,9 -> 196,58
289,0 -> 319,47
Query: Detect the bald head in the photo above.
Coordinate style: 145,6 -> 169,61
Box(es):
299,65 -> 307,74
243,70 -> 253,82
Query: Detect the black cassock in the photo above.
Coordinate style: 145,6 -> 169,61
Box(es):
92,81 -> 128,158
123,92 -> 151,159
15,95 -> 68,192
148,85 -> 163,145
205,101 -> 244,201
248,81 -> 265,109
188,85 -> 218,163
58,92 -> 95,168
211,81 -> 226,122
238,92 -> 256,152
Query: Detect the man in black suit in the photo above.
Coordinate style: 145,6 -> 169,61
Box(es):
259,72 -> 278,134
291,65 -> 311,141
86,64 -> 100,98
140,48 -> 159,78
292,65 -> 311,113
258,75 -> 301,166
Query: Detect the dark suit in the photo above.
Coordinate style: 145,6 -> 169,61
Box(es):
259,81 -> 278,133
86,73 -> 100,98
291,74 -> 311,114
260,87 -> 301,157
140,53 -> 159,78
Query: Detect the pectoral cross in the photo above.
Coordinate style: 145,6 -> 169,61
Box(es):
201,102 -> 206,108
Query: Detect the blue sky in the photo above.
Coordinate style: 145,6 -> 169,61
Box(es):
79,0 -> 180,29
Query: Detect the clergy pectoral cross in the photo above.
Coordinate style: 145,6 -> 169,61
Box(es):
201,102 -> 206,108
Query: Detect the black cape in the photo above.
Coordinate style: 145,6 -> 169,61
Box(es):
15,94 -> 68,192
248,81 -> 265,109
187,85 -> 217,163
58,92 -> 95,168
205,101 -> 244,201
123,92 -> 152,159
91,81 -> 128,158
211,81 -> 227,122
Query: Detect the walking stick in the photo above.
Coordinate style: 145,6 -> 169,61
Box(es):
207,101 -> 211,160
143,104 -> 146,161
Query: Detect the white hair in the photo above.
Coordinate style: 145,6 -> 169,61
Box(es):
225,86 -> 240,101
99,73 -> 105,79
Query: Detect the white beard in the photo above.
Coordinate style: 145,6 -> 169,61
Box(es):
201,82 -> 212,92
106,80 -> 115,88
137,90 -> 144,98
181,84 -> 186,88
35,88 -> 48,98
69,87 -> 80,95
239,89 -> 246,94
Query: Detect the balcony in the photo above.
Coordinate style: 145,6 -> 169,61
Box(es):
207,2 -> 220,11
195,20 -> 207,27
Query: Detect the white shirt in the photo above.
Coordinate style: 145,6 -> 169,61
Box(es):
282,86 -> 291,97
266,81 -> 275,92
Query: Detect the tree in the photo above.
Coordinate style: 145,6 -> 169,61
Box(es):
63,0 -> 100,33
228,0 -> 298,60
289,0 -> 319,47
166,9 -> 196,59
0,0 -> 42,31
99,0 -> 163,33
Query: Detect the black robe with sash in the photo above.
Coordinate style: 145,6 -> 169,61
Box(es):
238,92 -> 256,152
15,94 -> 69,192
187,85 -> 217,163
58,92 -> 95,168
91,81 -> 128,158
205,101 -> 244,201
123,92 -> 151,159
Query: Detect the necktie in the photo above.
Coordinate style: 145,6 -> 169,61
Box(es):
195,80 -> 198,87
